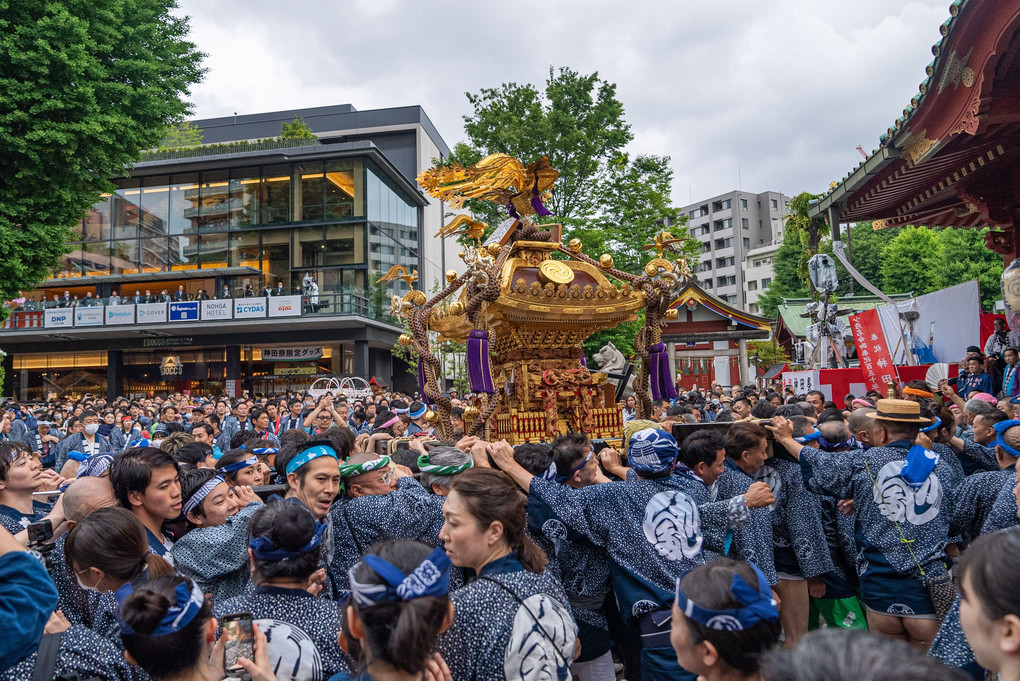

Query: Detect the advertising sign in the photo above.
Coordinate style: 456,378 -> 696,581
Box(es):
268,295 -> 302,317
105,304 -> 135,326
73,306 -> 104,327
262,346 -> 323,361
169,301 -> 199,322
200,299 -> 233,321
274,366 -> 318,376
234,298 -> 267,319
44,309 -> 73,329
781,370 -> 820,395
136,303 -> 168,324
160,356 -> 185,376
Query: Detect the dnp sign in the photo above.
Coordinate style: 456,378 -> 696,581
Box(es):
233,298 -> 267,319
44,310 -> 73,328
169,302 -> 199,322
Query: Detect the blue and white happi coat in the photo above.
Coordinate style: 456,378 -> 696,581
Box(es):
436,553 -> 576,681
172,500 -> 262,603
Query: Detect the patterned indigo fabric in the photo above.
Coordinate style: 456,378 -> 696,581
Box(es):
0,501 -> 49,535
216,585 -> 350,681
327,476 -> 445,598
980,475 -> 1020,535
435,553 -> 576,681
528,474 -> 706,624
172,500 -> 262,603
0,625 -> 140,681
950,467 -> 1015,547
767,458 -> 834,578
930,597 -> 986,681
957,440 -> 999,476
714,459 -> 778,586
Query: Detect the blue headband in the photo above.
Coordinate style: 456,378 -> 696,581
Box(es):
920,417 -> 942,433
211,445 -> 224,460
557,448 -> 593,483
220,456 -> 258,473
285,445 -> 338,476
409,405 -> 428,419
994,419 -> 1020,457
675,562 -> 779,631
794,428 -> 822,444
183,475 -> 225,516
349,546 -> 451,606
817,434 -> 859,452
240,445 -> 279,456
115,580 -> 205,637
541,461 -> 558,481
76,453 -> 114,478
67,450 -> 91,463
249,521 -> 327,561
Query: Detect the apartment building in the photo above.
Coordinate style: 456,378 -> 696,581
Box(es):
679,190 -> 789,313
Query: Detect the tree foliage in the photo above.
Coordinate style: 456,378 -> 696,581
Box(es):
747,340 -> 790,369
880,226 -> 943,295
0,0 -> 205,306
161,121 -> 204,149
280,116 -> 316,140
755,229 -> 810,319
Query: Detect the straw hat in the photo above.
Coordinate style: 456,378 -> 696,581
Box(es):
866,399 -> 932,424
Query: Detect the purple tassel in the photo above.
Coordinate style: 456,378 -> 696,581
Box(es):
506,202 -> 520,219
579,354 -> 587,369
649,343 -> 677,401
417,360 -> 432,405
467,329 -> 495,393
530,181 -> 553,216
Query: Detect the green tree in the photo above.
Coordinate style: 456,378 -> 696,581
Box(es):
934,227 -> 1003,310
880,226 -> 942,294
161,121 -> 204,148
783,192 -> 827,290
280,116 -> 316,140
584,314 -> 644,368
453,67 -> 632,232
755,229 -> 811,319
0,0 -> 205,307
821,221 -> 902,296
747,340 -> 790,370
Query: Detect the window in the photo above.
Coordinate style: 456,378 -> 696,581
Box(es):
743,238 -> 750,249
741,199 -> 748,210
717,275 -> 735,287
703,279 -> 713,288
701,243 -> 711,254
749,303 -> 758,314
741,218 -> 749,230
762,277 -> 772,288
715,256 -> 734,268
714,238 -> 732,249
713,218 -> 732,231
771,199 -> 778,210
747,280 -> 758,291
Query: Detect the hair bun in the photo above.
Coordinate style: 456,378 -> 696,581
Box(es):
272,502 -> 316,550
121,589 -> 171,635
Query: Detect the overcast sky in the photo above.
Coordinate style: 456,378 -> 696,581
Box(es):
174,0 -> 950,205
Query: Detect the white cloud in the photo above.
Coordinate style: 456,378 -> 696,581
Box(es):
175,0 -> 950,203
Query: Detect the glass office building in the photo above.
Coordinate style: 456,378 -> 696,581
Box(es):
0,105 -> 455,399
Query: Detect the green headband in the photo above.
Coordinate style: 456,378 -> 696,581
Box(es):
417,453 -> 473,476
339,455 -> 391,479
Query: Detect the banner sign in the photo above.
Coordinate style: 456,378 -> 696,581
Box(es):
262,346 -> 323,361
168,301 -> 199,322
200,299 -> 232,321
160,356 -> 185,376
268,295 -> 301,317
136,303 -> 167,324
274,366 -> 318,375
44,309 -> 73,329
73,306 -> 104,327
849,308 -> 897,392
234,298 -> 267,319
782,370 -> 820,394
105,304 -> 135,325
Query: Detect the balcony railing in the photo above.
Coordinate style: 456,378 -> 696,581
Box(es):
0,292 -> 399,332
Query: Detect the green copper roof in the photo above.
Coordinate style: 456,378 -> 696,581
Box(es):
777,293 -> 914,340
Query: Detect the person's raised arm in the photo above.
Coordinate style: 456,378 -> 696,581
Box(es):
486,440 -> 532,493
764,415 -> 801,459
303,397 -> 327,429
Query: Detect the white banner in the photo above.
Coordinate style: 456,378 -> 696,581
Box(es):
234,298 -> 267,319
44,309 -> 73,328
267,295 -> 301,317
782,370 -> 820,395
73,306 -> 104,327
874,280 -> 980,365
136,302 -> 167,324
105,304 -> 135,325
262,346 -> 323,361
201,299 -> 233,321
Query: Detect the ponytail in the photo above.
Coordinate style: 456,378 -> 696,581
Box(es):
143,554 -> 175,579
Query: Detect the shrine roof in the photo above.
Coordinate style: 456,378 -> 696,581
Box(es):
776,293 -> 912,339
666,278 -> 771,332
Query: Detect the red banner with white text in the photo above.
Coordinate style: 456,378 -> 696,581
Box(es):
849,308 -> 897,392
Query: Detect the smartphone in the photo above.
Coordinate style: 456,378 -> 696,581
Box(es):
222,612 -> 254,674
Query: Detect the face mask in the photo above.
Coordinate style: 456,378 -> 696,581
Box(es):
151,439 -> 163,448
84,423 -> 99,435
75,571 -> 101,593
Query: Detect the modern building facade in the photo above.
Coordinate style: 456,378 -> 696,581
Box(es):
680,190 -> 789,314
0,105 -> 456,399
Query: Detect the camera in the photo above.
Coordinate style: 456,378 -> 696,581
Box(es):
27,519 -> 57,573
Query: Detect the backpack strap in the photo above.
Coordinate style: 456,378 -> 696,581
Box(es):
32,632 -> 62,681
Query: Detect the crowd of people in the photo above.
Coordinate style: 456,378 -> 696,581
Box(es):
0,372 -> 1018,681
